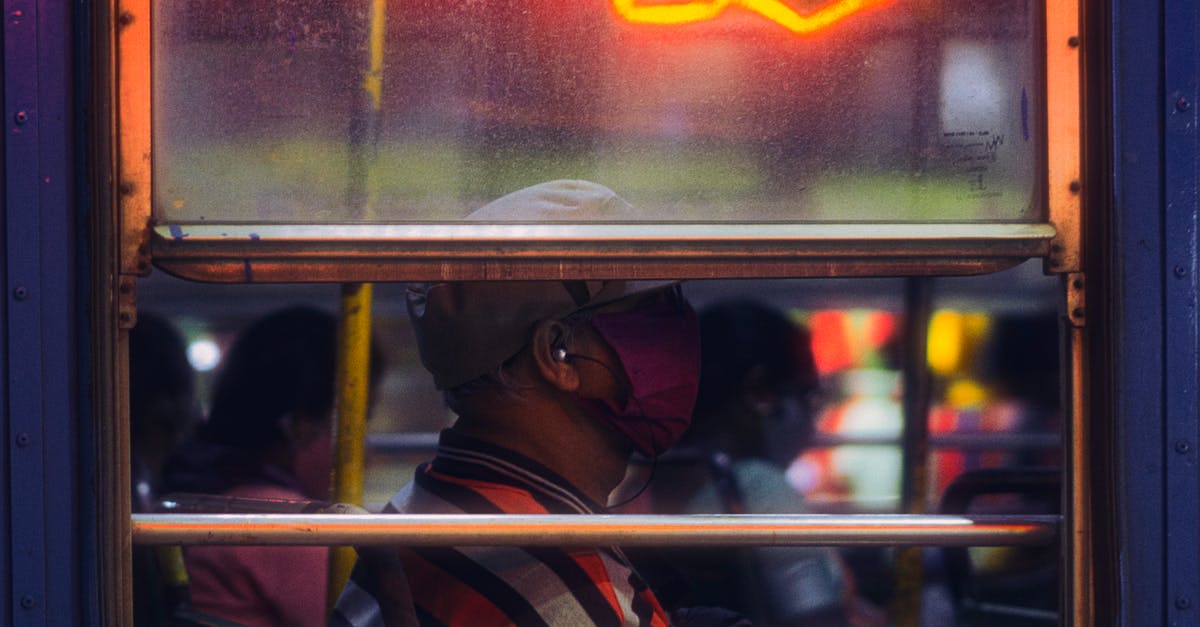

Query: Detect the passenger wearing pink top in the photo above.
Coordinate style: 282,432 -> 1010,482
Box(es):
162,307 -> 380,627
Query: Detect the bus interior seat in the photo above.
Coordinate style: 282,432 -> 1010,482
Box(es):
938,467 -> 1060,626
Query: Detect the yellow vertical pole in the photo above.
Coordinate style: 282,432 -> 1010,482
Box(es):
362,0 -> 387,222
328,282 -> 375,611
328,0 -> 386,613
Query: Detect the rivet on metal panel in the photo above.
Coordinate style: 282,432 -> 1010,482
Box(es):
15,433 -> 31,447
119,273 -> 139,329
13,286 -> 28,300
1177,97 -> 1191,113
1065,272 -> 1087,328
1069,180 -> 1082,194
118,11 -> 134,27
1175,440 -> 1191,454
1067,36 -> 1080,48
14,110 -> 28,125
1174,264 -> 1188,278
18,595 -> 35,610
1176,596 -> 1192,610
1048,245 -> 1065,269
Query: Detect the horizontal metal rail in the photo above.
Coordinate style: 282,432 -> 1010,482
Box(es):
132,513 -> 1058,547
809,432 -> 1063,450
365,432 -> 1064,455
150,223 -> 1055,283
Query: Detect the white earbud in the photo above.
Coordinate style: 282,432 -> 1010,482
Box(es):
553,347 -> 569,362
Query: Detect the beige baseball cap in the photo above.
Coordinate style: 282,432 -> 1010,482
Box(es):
406,180 -> 674,390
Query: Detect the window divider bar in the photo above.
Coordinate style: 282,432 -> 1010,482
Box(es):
149,223 -> 1056,283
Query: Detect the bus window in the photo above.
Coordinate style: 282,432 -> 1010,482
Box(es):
153,0 -> 1043,224
140,259 -> 1060,514
135,262 -> 1064,625
122,0 -> 1081,621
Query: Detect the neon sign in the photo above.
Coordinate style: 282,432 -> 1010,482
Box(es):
611,0 -> 895,34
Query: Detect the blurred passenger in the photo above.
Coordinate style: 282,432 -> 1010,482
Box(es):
983,314 -> 1061,468
130,312 -> 197,512
129,313 -> 197,626
163,306 -> 355,627
654,300 -> 884,627
928,313 -> 1061,497
929,313 -> 1062,618
330,180 -> 746,627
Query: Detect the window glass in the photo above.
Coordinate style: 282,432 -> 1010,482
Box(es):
137,260 -> 1059,513
134,263 -> 1060,627
154,0 -> 1042,224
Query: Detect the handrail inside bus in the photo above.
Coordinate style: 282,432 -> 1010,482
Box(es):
131,513 -> 1059,547
365,432 -> 1064,455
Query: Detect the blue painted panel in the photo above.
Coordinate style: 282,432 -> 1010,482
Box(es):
1110,0 -> 1167,624
1163,0 -> 1200,623
5,0 -> 50,623
4,0 -> 80,624
34,0 -> 80,623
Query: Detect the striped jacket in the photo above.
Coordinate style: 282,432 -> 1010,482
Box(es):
330,430 -> 672,627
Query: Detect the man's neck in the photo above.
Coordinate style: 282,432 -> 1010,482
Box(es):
451,394 -> 630,506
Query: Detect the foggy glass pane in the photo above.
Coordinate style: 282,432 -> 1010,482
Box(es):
154,0 -> 1042,223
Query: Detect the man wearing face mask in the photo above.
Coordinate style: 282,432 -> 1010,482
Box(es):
331,181 -> 746,627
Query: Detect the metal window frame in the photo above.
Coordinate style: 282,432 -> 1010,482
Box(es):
108,0 -> 1087,622
110,0 -> 1084,559
115,0 -> 1080,285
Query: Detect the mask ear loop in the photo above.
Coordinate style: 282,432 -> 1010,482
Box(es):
558,350 -> 660,511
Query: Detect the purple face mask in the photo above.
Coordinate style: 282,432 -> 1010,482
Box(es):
576,297 -> 701,457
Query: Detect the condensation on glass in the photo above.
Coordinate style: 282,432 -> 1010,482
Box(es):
154,0 -> 1043,224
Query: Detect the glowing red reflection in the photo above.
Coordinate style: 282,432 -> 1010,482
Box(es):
612,0 -> 895,34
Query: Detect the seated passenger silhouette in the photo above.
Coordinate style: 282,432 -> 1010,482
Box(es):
653,300 -> 884,627
129,313 -> 198,626
164,306 -> 381,627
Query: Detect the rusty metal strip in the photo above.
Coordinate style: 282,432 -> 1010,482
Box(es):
1067,314 -> 1093,625
115,0 -> 151,328
1048,0 -> 1089,616
1045,0 -> 1084,274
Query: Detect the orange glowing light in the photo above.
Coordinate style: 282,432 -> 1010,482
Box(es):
611,0 -> 895,34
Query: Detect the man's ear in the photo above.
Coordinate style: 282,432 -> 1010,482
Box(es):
530,319 -> 581,392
